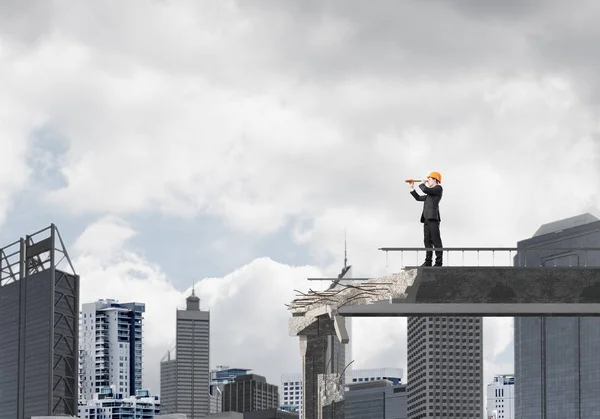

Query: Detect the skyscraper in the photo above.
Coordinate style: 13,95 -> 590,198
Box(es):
210,367 -> 253,414
407,316 -> 483,418
345,380 -> 407,419
160,289 -> 210,418
486,374 -> 514,419
79,299 -> 145,401
222,374 -> 279,413
0,224 -> 79,419
514,213 -> 600,418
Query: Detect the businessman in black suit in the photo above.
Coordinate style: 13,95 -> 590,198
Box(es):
409,172 -> 443,266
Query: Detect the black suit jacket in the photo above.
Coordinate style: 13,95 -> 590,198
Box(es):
410,183 -> 443,223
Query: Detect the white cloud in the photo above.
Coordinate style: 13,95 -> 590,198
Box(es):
2,1 -> 598,252
0,56 -> 35,225
73,217 -> 325,393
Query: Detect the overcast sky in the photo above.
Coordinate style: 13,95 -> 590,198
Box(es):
1,0 -> 600,411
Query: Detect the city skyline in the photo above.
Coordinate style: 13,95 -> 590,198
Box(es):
0,222 -> 573,417
2,0 -> 600,417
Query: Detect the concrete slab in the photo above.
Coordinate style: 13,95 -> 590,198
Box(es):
337,267 -> 600,316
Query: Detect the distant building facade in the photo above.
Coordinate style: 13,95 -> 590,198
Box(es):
0,225 -> 79,419
280,374 -> 302,416
350,368 -> 403,385
79,299 -> 145,401
514,213 -> 600,418
160,290 -> 210,418
223,374 -> 279,413
486,374 -> 514,419
207,410 -> 298,419
78,388 -> 160,418
281,368 -> 403,418
345,380 -> 407,419
407,316 -> 483,418
210,367 -> 253,414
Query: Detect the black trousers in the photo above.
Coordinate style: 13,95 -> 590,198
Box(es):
423,219 -> 443,265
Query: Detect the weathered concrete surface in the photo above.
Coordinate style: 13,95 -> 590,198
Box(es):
299,316 -> 339,419
289,267 -> 600,321
338,267 -> 600,316
318,374 -> 344,419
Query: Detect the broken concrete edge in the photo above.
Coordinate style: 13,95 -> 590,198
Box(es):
288,269 -> 418,337
318,373 -> 344,406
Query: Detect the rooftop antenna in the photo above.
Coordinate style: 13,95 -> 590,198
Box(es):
344,229 -> 348,269
191,278 -> 196,297
333,229 -> 351,282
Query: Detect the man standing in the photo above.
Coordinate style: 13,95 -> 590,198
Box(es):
409,172 -> 443,266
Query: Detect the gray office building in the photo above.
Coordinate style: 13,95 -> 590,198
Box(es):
514,213 -> 600,418
0,224 -> 79,419
345,380 -> 407,419
160,289 -> 211,418
223,374 -> 279,413
407,315 -> 483,418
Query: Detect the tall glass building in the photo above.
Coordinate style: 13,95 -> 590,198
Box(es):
79,299 -> 145,401
514,213 -> 600,418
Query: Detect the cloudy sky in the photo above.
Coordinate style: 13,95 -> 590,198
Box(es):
1,0 -> 600,409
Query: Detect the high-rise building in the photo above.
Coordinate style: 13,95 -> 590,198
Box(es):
79,299 -> 145,401
280,374 -> 302,416
486,374 -> 514,419
160,289 -> 210,418
210,367 -> 253,414
0,224 -> 79,419
281,368 -> 403,417
345,380 -> 407,419
223,374 -> 279,413
514,213 -> 600,418
406,316 -> 483,418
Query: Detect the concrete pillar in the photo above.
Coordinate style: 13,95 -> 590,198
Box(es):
298,315 -> 345,419
318,373 -> 344,419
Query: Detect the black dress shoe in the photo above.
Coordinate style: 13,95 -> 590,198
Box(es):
421,262 -> 432,267
433,263 -> 443,267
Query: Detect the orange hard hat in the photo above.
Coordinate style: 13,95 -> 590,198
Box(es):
428,171 -> 442,183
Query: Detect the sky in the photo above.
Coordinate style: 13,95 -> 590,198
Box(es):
1,0 -> 600,411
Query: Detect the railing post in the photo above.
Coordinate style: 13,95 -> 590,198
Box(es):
385,251 -> 388,268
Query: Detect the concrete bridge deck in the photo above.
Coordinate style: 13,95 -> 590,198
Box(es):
338,266 -> 600,316
289,266 -> 600,327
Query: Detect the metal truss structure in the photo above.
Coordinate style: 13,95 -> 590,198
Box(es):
0,224 -> 76,287
0,224 -> 79,419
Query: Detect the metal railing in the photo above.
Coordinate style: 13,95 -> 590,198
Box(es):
378,247 -> 600,268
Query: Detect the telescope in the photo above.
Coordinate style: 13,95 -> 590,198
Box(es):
405,179 -> 425,183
